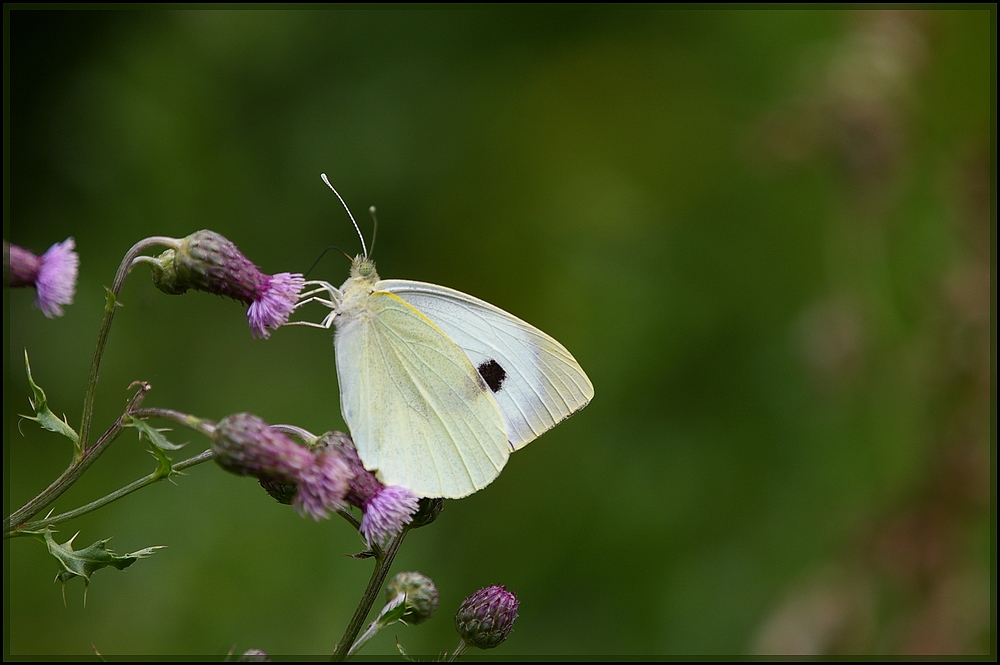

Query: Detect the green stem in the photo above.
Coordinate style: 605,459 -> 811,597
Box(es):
8,450 -> 214,537
130,407 -> 216,438
4,382 -> 151,534
331,529 -> 407,661
78,236 -> 180,454
337,507 -> 362,532
448,639 -> 469,661
4,400 -> 213,536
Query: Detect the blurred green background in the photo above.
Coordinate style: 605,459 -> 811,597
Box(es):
4,8 -> 993,657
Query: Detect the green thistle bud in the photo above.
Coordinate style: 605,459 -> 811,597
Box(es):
386,571 -> 439,625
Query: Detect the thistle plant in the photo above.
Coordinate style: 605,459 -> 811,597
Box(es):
4,228 -> 520,658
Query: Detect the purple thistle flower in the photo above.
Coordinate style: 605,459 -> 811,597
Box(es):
212,414 -> 350,519
247,272 -> 305,339
150,230 -> 304,339
359,485 -> 420,547
317,432 -> 421,546
294,451 -> 351,521
455,585 -> 520,650
6,238 -> 79,317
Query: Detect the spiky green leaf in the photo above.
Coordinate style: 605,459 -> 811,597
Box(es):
375,593 -> 410,629
20,350 -> 79,444
127,416 -> 185,451
147,443 -> 179,481
42,529 -> 165,585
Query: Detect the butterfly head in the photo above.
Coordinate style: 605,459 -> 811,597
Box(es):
350,255 -> 380,283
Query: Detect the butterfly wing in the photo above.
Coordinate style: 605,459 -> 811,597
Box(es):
378,280 -> 594,450
335,290 -> 509,498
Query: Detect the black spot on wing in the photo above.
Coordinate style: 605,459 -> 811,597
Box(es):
477,359 -> 506,393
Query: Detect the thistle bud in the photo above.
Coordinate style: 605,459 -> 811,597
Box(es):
386,571 -> 439,625
5,238 -> 79,317
149,230 -> 303,339
455,585 -> 519,650
212,413 -> 314,480
258,478 -> 297,505
409,497 -> 445,529
211,413 -> 350,519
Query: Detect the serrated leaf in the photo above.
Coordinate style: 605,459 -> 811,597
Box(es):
147,444 -> 178,481
377,594 -> 410,628
21,350 -> 79,444
127,415 -> 185,451
43,529 -> 165,585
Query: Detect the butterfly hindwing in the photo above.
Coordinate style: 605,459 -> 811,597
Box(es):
335,290 -> 509,498
378,280 -> 595,450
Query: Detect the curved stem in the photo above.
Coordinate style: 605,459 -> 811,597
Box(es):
129,407 -> 216,438
8,450 -> 214,537
331,529 -> 407,661
78,236 -> 180,454
271,424 -> 319,444
337,507 -> 362,532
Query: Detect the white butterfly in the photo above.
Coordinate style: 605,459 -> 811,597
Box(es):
295,175 -> 593,499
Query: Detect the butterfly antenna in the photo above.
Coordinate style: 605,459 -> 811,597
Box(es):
321,173 -> 368,258
303,245 -> 353,278
368,206 -> 379,258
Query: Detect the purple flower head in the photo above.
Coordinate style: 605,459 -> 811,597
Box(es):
455,585 -> 520,650
150,230 -> 304,339
386,571 -> 439,625
317,431 -> 420,546
359,485 -> 420,547
246,272 -> 305,339
6,238 -> 79,317
212,414 -> 350,518
294,451 -> 351,521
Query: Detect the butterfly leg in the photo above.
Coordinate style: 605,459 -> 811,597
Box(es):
296,280 -> 342,310
295,294 -> 339,309
288,280 -> 341,328
284,317 -> 336,330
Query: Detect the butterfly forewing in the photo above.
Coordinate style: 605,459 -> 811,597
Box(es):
335,290 -> 509,498
378,280 -> 595,450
